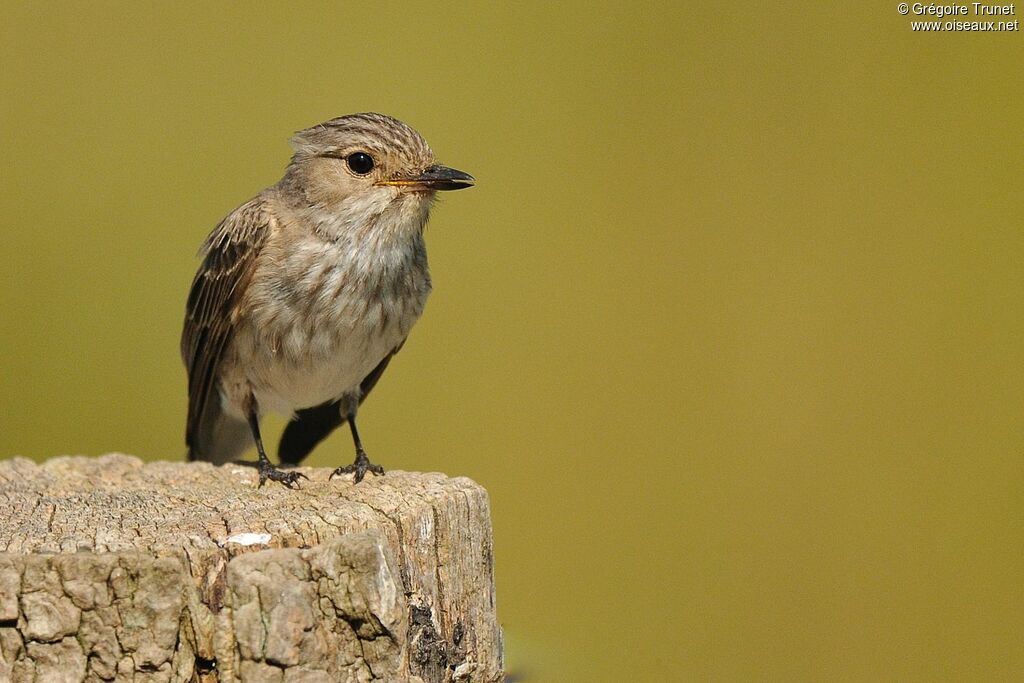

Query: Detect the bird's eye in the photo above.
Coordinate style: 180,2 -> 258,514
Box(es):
346,152 -> 374,175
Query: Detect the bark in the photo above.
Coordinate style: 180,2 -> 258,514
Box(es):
0,455 -> 502,682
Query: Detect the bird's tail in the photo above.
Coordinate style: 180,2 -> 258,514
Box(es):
187,396 -> 251,465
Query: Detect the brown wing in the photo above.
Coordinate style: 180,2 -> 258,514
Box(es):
181,198 -> 272,452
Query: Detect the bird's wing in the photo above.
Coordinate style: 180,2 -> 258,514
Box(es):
181,198 -> 272,453
277,344 -> 404,465
356,341 -> 404,404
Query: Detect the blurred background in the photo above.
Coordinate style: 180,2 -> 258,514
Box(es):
2,3 -> 1022,680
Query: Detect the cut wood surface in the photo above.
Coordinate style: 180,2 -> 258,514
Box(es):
0,455 -> 502,682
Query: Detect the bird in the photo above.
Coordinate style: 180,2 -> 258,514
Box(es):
181,113 -> 474,487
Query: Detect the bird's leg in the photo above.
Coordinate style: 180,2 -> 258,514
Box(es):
330,414 -> 385,483
246,405 -> 307,488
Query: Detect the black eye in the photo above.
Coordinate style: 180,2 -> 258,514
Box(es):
346,152 -> 374,175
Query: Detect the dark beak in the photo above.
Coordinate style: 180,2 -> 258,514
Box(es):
417,165 -> 475,191
379,165 -> 476,191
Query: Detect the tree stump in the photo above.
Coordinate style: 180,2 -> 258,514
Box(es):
0,455 -> 502,682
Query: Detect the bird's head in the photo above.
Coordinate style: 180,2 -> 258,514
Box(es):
282,113 -> 473,239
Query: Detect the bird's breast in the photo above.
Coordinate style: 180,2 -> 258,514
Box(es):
230,234 -> 431,415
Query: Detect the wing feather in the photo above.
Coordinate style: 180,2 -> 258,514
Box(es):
181,198 -> 272,451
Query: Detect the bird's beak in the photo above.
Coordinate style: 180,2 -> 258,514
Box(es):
378,165 -> 476,192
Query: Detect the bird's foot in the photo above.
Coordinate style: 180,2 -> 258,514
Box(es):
330,449 -> 385,484
256,460 -> 308,489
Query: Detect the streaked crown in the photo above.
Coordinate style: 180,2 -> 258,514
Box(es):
289,112 -> 434,172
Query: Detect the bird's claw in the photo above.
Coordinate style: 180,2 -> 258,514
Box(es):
257,462 -> 308,489
330,450 -> 385,484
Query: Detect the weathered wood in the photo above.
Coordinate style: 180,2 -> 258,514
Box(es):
0,455 -> 502,682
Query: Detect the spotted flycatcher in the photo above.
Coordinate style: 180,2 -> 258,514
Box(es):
181,113 -> 474,487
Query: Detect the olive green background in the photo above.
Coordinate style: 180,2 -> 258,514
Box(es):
2,3 -> 1022,681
